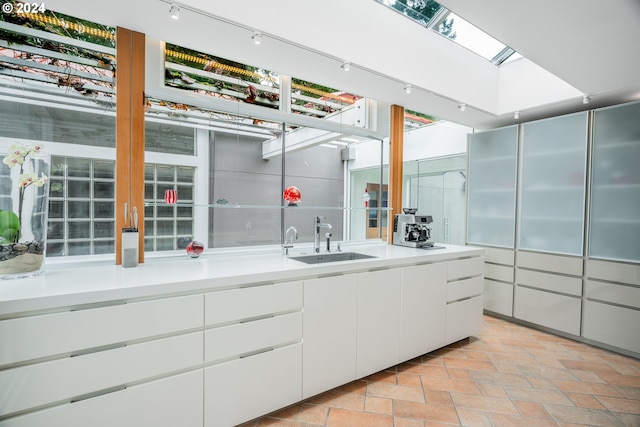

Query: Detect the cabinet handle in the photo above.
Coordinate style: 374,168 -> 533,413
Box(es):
239,347 -> 274,359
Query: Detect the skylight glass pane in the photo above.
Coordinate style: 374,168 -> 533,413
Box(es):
434,13 -> 507,61
377,0 -> 443,26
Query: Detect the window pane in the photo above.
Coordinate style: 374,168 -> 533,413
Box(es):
68,221 -> 90,239
177,167 -> 194,183
156,220 -> 175,235
68,181 -> 90,198
48,221 -> 64,239
94,201 -> 114,218
94,161 -> 115,179
49,200 -> 64,218
156,165 -> 174,182
68,201 -> 90,218
94,241 -> 115,254
94,181 -> 114,198
94,221 -> 115,238
68,241 -> 91,256
67,158 -> 91,178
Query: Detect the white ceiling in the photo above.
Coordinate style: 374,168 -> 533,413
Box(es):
46,0 -> 640,129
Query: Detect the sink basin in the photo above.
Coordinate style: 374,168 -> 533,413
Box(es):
290,252 -> 376,264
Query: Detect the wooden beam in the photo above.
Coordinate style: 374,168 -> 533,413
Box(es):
115,27 -> 145,264
388,104 -> 404,244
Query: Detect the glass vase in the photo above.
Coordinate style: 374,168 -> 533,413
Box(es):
0,146 -> 50,279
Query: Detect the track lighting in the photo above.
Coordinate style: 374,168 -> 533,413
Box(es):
514,111 -> 520,119
252,32 -> 262,45
583,95 -> 591,104
169,4 -> 180,19
458,103 -> 466,112
341,62 -> 351,71
404,84 -> 412,94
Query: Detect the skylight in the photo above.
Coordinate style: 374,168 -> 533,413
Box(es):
376,0 -> 517,65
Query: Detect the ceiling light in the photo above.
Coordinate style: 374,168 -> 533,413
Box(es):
169,4 -> 180,19
583,95 -> 591,104
458,103 -> 466,112
341,62 -> 351,71
514,111 -> 520,119
252,32 -> 262,45
404,84 -> 412,94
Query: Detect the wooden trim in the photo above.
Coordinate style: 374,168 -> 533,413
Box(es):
388,104 -> 404,244
115,27 -> 145,264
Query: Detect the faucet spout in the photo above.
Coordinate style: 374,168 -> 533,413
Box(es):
314,216 -> 332,253
283,225 -> 298,255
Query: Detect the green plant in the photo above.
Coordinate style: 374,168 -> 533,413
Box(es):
1,144 -> 48,244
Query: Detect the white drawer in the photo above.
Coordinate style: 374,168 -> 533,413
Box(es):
484,263 -> 514,283
583,301 -> 640,354
0,295 -> 203,367
484,247 -> 515,266
516,268 -> 582,296
0,332 -> 203,417
483,279 -> 513,316
205,312 -> 302,363
447,276 -> 483,302
0,369 -> 203,427
205,343 -> 302,427
446,295 -> 483,344
586,280 -> 640,309
205,281 -> 302,325
448,257 -> 484,281
514,286 -> 581,335
585,259 -> 640,286
517,251 -> 583,276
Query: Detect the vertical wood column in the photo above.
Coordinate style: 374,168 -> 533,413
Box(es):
115,27 -> 145,265
388,104 -> 404,244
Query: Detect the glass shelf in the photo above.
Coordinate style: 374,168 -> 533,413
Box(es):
144,202 -> 394,211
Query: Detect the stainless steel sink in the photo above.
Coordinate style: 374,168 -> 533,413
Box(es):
290,252 -> 376,264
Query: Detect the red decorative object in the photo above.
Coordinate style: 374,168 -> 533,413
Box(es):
362,188 -> 371,207
164,189 -> 177,204
283,186 -> 301,206
186,241 -> 204,258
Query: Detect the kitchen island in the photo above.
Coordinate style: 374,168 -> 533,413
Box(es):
0,243 -> 484,427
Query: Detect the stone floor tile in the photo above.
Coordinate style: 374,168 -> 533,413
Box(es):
544,403 -> 627,427
594,395 -> 640,415
325,407 -> 393,427
455,407 -> 491,427
393,400 -> 460,424
365,396 -> 393,415
566,392 -> 607,410
297,404 -> 329,424
423,389 -> 454,406
505,385 -> 574,406
513,400 -> 553,419
393,417 -> 425,427
444,357 -> 497,372
450,393 -> 519,414
553,379 -> 624,397
308,389 -> 365,411
486,412 -> 559,427
421,377 -> 481,395
477,382 -> 510,399
470,370 -> 532,387
367,381 -> 426,403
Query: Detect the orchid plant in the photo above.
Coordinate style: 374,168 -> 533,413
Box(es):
0,144 -> 48,244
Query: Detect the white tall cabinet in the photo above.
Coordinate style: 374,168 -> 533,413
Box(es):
468,102 -> 640,357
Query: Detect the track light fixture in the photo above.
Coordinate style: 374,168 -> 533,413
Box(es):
341,62 -> 351,71
514,111 -> 520,119
458,103 -> 466,112
169,4 -> 180,19
252,32 -> 262,45
583,95 -> 591,104
404,84 -> 412,94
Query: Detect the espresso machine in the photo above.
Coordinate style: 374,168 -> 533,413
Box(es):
393,208 -> 434,248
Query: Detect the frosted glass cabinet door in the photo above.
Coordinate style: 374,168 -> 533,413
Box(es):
519,112 -> 588,255
590,102 -> 640,262
467,126 -> 518,247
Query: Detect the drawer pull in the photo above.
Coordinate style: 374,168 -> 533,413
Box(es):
240,347 -> 273,359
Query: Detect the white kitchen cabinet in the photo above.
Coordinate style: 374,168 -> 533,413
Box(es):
467,126 -> 518,248
519,112 -> 588,256
204,344 -> 302,427
0,294 -> 203,366
0,369 -> 204,427
356,268 -> 402,378
514,286 -> 581,335
303,274 -> 357,399
583,259 -> 640,355
590,101 -> 640,263
446,257 -> 484,343
400,263 -> 447,361
0,332 -> 203,418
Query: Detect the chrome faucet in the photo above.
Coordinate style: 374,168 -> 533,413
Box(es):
283,225 -> 298,255
314,216 -> 332,253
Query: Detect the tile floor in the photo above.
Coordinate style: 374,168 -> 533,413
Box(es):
240,315 -> 640,427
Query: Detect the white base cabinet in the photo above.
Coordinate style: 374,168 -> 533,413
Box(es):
0,369 -> 203,427
357,269 -> 402,378
400,263 -> 447,361
0,249 -> 485,426
303,275 -> 357,399
204,344 -> 302,427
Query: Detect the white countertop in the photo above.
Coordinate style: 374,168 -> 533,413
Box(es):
0,243 -> 483,317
